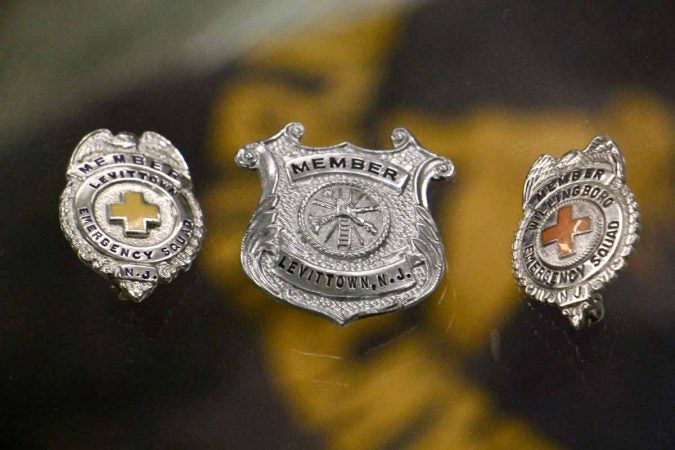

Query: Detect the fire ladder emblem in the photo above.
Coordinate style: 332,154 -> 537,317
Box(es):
300,182 -> 390,258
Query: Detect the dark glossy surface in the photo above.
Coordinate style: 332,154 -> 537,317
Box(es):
0,2 -> 673,449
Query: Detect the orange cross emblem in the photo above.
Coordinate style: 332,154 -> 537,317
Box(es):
541,205 -> 592,257
109,191 -> 161,236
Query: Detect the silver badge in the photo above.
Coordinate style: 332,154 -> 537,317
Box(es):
60,130 -> 205,302
236,123 -> 454,324
512,136 -> 639,329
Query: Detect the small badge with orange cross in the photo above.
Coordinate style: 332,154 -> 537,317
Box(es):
512,136 -> 640,329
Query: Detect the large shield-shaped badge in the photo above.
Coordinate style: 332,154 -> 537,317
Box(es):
60,130 -> 205,302
512,136 -> 640,329
237,123 -> 454,324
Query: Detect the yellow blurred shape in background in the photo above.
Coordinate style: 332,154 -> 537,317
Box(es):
382,91 -> 674,350
264,311 -> 560,450
203,5 -> 673,449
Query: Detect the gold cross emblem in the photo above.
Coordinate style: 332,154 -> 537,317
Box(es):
108,191 -> 161,236
541,205 -> 592,257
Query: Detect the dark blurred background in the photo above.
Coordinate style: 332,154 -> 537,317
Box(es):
0,1 -> 673,449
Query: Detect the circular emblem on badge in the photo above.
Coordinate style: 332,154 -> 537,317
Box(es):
73,170 -> 196,264
299,181 -> 390,259
60,130 -> 205,302
512,136 -> 639,329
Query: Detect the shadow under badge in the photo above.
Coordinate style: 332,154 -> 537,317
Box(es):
236,123 -> 455,324
512,136 -> 640,329
60,130 -> 205,302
